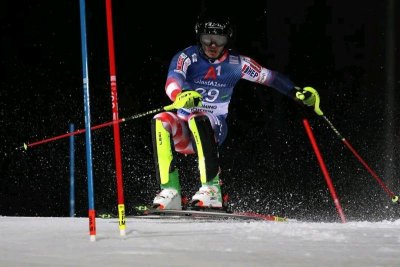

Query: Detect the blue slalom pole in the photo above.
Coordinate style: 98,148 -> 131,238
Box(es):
79,0 -> 96,241
69,123 -> 75,218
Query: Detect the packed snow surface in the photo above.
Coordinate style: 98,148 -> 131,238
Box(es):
0,216 -> 399,266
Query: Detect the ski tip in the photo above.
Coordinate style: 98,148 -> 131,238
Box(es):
134,205 -> 151,215
97,213 -> 116,219
273,216 -> 288,222
16,143 -> 28,151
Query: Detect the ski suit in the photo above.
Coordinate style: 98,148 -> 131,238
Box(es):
152,45 -> 296,185
156,45 -> 295,151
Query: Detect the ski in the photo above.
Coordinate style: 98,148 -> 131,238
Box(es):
130,206 -> 289,222
150,209 -> 288,222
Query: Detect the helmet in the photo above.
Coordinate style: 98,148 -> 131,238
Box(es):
195,14 -> 233,41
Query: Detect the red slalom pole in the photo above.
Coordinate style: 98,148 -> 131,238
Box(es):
303,119 -> 347,223
105,0 -> 126,236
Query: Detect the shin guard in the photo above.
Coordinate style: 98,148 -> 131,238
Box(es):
151,119 -> 180,192
188,116 -> 220,184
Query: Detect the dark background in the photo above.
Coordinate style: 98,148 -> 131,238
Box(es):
1,0 -> 399,222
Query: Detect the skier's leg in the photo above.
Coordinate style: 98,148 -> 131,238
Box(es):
188,113 -> 228,209
151,112 -> 194,210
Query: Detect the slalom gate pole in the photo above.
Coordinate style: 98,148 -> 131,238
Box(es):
303,119 -> 347,223
321,115 -> 399,204
20,107 -> 164,151
79,0 -> 96,241
105,0 -> 126,236
69,123 -> 75,218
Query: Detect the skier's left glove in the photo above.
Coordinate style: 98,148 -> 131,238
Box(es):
292,86 -> 323,116
164,90 -> 203,111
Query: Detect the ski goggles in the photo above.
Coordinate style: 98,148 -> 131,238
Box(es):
200,34 -> 228,47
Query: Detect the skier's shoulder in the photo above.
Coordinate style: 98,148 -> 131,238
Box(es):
227,48 -> 240,58
224,48 -> 242,65
236,52 -> 258,64
235,52 -> 266,73
173,45 -> 198,57
170,45 -> 200,66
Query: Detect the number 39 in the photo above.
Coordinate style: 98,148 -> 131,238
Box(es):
195,88 -> 219,102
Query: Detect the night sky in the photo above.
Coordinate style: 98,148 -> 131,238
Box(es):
1,0 -> 399,221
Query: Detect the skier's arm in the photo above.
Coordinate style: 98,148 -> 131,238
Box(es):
164,52 -> 191,101
240,56 -> 294,96
240,56 -> 322,114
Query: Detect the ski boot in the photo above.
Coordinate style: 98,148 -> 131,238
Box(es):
191,175 -> 227,210
153,169 -> 182,210
153,188 -> 181,210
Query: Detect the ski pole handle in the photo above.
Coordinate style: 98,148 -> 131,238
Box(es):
302,87 -> 323,116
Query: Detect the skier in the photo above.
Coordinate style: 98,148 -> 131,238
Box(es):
151,12 -> 321,210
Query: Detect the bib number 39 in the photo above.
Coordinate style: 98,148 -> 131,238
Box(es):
195,88 -> 219,102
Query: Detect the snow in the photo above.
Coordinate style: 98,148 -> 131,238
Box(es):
1,216 -> 399,266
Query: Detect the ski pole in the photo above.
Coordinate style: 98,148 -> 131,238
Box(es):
19,106 -> 166,151
299,87 -> 398,204
19,92 -> 201,151
320,115 -> 399,204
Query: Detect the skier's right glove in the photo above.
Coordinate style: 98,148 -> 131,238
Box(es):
293,86 -> 323,116
164,90 -> 203,111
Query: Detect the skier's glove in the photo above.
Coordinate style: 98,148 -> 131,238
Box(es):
164,90 -> 203,111
293,86 -> 323,116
